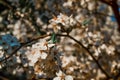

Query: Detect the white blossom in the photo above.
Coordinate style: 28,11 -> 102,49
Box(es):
25,39 -> 55,66
53,70 -> 73,80
49,13 -> 76,32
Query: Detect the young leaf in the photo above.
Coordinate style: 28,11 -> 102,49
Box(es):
51,33 -> 57,43
82,19 -> 91,26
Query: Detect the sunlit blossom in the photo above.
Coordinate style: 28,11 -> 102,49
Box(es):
26,39 -> 55,66
53,70 -> 73,80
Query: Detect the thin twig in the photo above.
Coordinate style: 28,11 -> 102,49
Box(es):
0,0 -> 13,9
0,34 -> 50,63
0,33 -> 112,79
56,33 -> 111,79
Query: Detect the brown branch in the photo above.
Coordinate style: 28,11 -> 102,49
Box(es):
0,32 -> 114,79
110,0 -> 120,31
99,0 -> 111,5
99,0 -> 120,32
0,34 -> 50,63
56,33 -> 111,79
0,0 -> 13,9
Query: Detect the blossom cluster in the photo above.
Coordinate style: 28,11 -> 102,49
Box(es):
25,39 -> 55,66
49,13 -> 76,33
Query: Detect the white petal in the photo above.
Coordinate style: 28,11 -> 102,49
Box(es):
39,45 -> 47,50
39,39 -> 46,43
65,75 -> 73,80
48,44 -> 55,48
56,70 -> 63,76
41,52 -> 47,59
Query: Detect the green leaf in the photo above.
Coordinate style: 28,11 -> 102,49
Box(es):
51,33 -> 57,43
82,19 -> 91,26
